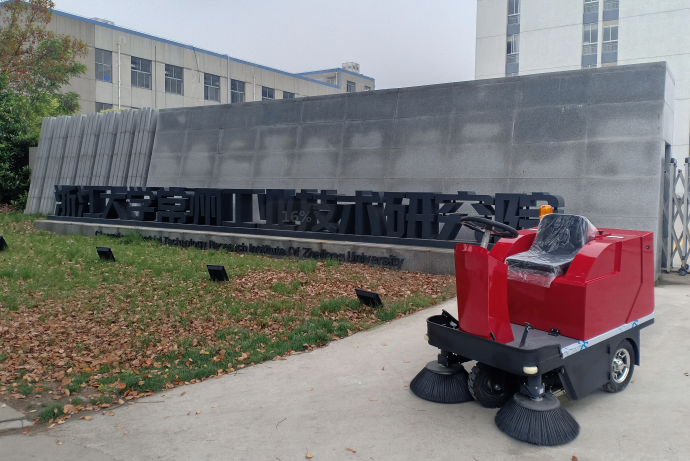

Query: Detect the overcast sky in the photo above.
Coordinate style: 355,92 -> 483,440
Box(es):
55,0 -> 477,90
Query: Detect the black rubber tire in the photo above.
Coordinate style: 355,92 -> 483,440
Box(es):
679,268 -> 687,276
468,362 -> 519,408
603,340 -> 635,393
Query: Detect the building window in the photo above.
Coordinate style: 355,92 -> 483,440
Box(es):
95,49 -> 112,83
262,86 -> 274,100
583,23 -> 598,55
584,0 -> 599,14
364,86 -> 371,91
95,102 -> 113,112
230,79 -> 245,103
508,0 -> 520,25
346,81 -> 356,93
131,57 -> 152,89
603,25 -> 619,52
283,91 -> 295,99
604,0 -> 618,10
164,64 -> 183,95
582,64 -> 597,69
507,34 -> 520,63
204,73 -> 220,102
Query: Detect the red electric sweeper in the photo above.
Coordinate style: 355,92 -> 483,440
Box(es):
410,211 -> 655,446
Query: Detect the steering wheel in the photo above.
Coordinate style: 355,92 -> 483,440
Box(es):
460,216 -> 519,248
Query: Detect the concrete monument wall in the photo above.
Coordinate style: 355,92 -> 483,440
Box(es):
147,62 -> 674,268
28,62 -> 674,270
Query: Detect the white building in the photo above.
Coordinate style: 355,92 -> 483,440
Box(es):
46,10 -> 375,113
475,0 -> 690,160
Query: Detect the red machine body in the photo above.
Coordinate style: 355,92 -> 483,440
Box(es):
454,228 -> 655,342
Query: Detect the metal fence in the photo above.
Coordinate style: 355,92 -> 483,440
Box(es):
665,158 -> 690,274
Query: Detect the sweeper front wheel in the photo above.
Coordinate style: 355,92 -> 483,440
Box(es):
603,340 -> 635,393
468,362 -> 519,408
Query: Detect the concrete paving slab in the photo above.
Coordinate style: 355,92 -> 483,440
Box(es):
0,404 -> 33,432
1,278 -> 688,460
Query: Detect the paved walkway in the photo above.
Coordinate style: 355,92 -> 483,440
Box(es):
1,276 -> 689,461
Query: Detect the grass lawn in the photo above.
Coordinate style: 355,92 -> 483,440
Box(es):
0,212 -> 455,424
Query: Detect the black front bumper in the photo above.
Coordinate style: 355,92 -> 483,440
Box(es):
425,314 -> 653,400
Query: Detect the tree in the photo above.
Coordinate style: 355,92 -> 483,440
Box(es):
0,0 -> 87,100
0,0 -> 88,207
0,74 -> 32,206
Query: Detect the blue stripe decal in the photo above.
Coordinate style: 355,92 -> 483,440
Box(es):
560,312 -> 654,358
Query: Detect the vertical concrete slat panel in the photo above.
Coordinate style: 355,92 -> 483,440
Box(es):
58,115 -> 76,186
93,111 -> 119,186
39,116 -> 72,213
125,110 -> 141,188
25,117 -> 54,213
108,110 -> 126,186
38,116 -> 69,214
140,108 -> 159,187
75,113 -> 101,186
127,108 -> 145,187
130,108 -> 151,187
62,115 -> 87,185
115,109 -> 138,186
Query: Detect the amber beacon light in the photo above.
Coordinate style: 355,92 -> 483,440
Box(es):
539,205 -> 554,219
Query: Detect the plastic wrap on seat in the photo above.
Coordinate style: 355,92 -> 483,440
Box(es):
505,214 -> 598,287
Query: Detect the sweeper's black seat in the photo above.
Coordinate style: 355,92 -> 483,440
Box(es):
505,214 -> 597,284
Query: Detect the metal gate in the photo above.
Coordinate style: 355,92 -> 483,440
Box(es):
665,158 -> 690,275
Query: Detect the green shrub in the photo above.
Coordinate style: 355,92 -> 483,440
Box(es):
38,404 -> 64,422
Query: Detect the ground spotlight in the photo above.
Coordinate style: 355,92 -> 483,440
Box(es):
0,236 -> 7,251
207,264 -> 229,282
355,288 -> 383,308
96,246 -> 116,261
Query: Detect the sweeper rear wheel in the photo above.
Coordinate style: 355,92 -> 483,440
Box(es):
468,362 -> 519,408
603,339 -> 635,393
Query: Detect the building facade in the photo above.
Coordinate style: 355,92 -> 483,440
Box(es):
47,10 -> 375,113
475,0 -> 689,160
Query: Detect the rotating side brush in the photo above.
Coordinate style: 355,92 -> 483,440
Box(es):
495,374 -> 579,446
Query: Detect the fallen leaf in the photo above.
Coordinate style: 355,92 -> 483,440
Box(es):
346,448 -> 356,453
572,457 -> 578,461
63,404 -> 76,413
57,441 -> 62,445
124,431 -> 129,435
117,383 -> 126,389
404,384 -> 409,387
381,343 -> 386,346
212,405 -> 219,408
1,404 -> 5,408
57,420 -> 64,425
61,377 -> 71,386
48,424 -> 55,429
116,426 -> 124,429
306,388 -> 313,391
180,391 -> 186,396
108,411 -> 115,416
370,399 -> 378,401
196,411 -> 201,414
404,361 -> 410,363
80,416 -> 92,421
305,451 -> 313,459
118,399 -> 124,404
